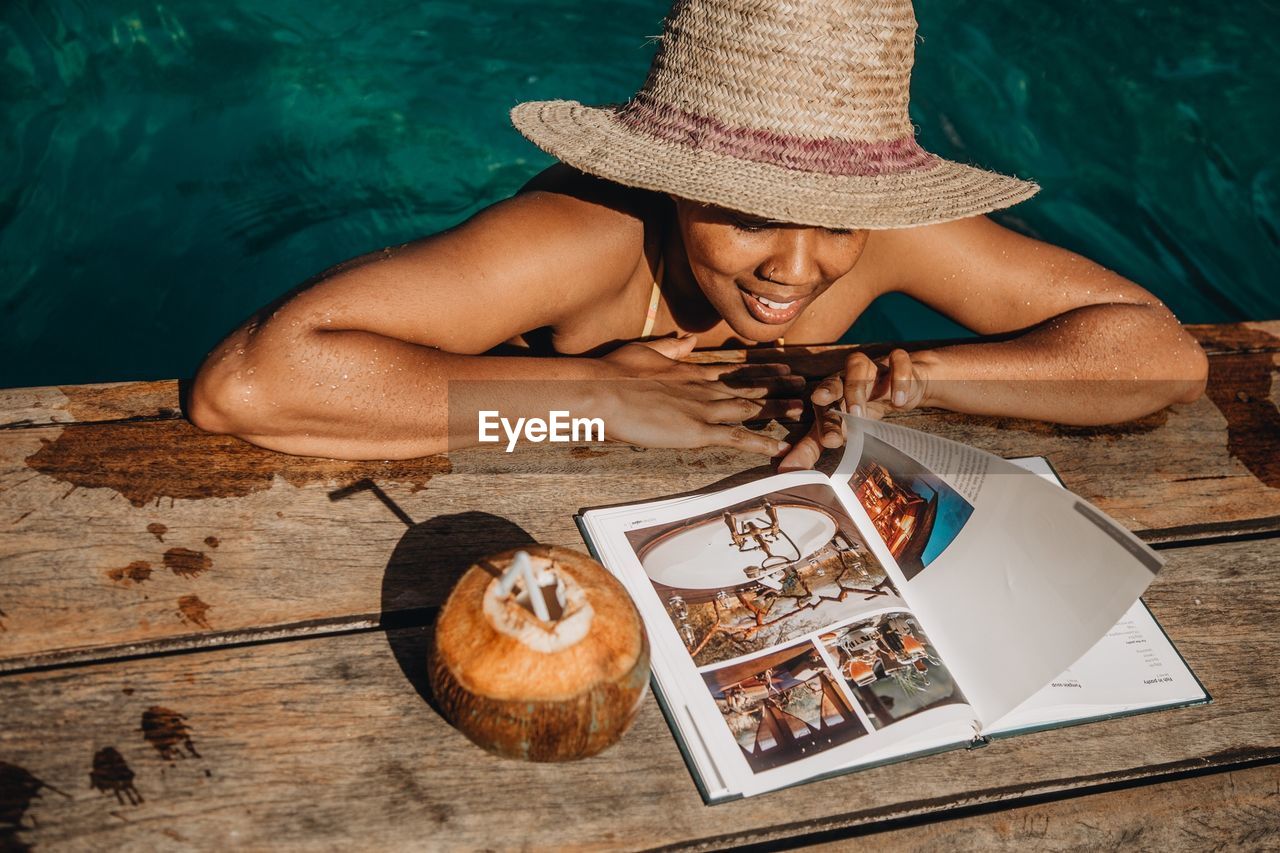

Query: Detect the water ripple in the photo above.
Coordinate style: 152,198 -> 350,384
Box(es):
1,0 -> 1278,386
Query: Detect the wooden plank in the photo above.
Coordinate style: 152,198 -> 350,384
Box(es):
0,381 -> 181,430
2,348 -> 1278,670
1,322 -> 1275,430
0,419 -> 759,671
1187,319 -> 1280,356
0,536 -> 1275,851
793,762 -> 1280,851
1,322 -> 1277,670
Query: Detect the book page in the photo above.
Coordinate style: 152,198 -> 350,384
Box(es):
984,598 -> 1206,735
829,416 -> 1164,726
981,457 -> 1206,733
579,470 -> 978,799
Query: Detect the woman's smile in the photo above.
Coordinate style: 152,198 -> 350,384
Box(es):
738,285 -> 812,324
669,197 -> 869,339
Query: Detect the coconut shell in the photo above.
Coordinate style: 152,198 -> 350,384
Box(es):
429,545 -> 650,761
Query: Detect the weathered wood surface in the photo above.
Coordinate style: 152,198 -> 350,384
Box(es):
1,324 -> 1278,670
0,409 -> 1276,673
797,762 -> 1280,851
0,535 -> 1275,851
0,380 -> 182,430
0,426 -> 754,670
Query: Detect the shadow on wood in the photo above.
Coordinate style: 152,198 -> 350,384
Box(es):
328,480 -> 536,711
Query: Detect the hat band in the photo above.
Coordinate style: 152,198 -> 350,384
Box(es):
616,98 -> 937,177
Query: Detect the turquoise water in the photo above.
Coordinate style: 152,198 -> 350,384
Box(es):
1,0 -> 1276,388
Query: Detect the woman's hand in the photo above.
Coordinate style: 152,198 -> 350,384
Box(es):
778,348 -> 932,471
596,335 -> 806,456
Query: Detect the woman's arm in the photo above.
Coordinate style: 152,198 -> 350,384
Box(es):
880,214 -> 1207,421
780,214 -> 1207,469
190,188 -> 799,460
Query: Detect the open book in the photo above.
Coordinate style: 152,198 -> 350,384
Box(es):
576,416 -> 1209,802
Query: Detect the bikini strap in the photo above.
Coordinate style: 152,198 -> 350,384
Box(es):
637,256 -> 783,346
640,256 -> 664,338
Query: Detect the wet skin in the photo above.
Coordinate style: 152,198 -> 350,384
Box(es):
188,165 -> 1209,464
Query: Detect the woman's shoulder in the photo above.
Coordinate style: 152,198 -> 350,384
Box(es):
435,166 -> 667,353
460,164 -> 662,297
512,164 -> 665,252
517,163 -> 664,216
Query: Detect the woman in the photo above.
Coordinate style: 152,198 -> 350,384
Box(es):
189,0 -> 1207,469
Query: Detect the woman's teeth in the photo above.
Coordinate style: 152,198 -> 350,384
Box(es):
742,289 -> 805,323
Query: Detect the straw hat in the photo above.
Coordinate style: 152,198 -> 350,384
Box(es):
511,0 -> 1038,230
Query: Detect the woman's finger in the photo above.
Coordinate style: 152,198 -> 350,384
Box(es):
698,373 -> 807,400
777,422 -> 824,471
824,405 -> 847,448
703,397 -> 805,424
810,373 -> 844,406
888,348 -> 913,408
750,398 -> 808,423
844,352 -> 878,418
699,362 -> 795,382
864,400 -> 891,421
637,334 -> 698,361
701,424 -> 792,457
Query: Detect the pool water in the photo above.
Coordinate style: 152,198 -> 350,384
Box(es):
1,0 -> 1276,388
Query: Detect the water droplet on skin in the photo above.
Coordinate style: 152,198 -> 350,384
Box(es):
341,374 -> 348,380
246,368 -> 256,375
329,384 -> 337,390
236,348 -> 245,355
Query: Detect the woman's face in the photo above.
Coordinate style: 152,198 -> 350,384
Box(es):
674,198 -> 869,341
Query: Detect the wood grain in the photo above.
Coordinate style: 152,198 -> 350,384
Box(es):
0,381 -> 182,429
1,400 -> 1277,671
0,535 -> 1275,851
794,762 -> 1280,851
0,321 -> 1276,670
0,418 -> 772,671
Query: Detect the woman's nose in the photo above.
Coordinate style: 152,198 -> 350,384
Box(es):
761,230 -> 822,288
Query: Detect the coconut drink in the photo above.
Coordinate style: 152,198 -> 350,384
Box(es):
429,545 -> 650,761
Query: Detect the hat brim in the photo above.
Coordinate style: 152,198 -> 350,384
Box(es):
512,101 -> 1038,230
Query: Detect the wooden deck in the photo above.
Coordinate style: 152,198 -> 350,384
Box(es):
1,320 -> 1277,850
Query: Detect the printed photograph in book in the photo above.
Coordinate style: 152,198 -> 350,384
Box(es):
847,435 -> 975,581
819,612 -> 966,730
624,484 -> 905,666
702,640 -> 870,773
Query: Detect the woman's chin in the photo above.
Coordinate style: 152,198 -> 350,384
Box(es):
725,313 -> 794,343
